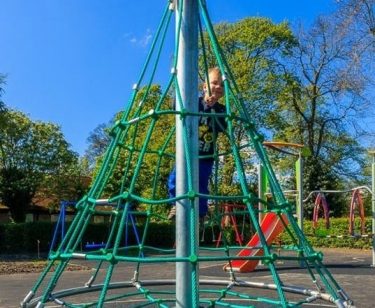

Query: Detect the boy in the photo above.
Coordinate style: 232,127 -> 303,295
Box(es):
168,67 -> 227,219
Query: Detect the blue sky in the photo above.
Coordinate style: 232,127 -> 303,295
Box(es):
0,0 -> 335,156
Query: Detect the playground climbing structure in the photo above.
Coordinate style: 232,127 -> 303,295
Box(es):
22,1 -> 355,307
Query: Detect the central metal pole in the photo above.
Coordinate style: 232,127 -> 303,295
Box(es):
175,0 -> 199,307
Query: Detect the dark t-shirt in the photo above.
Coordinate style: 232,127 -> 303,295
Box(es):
198,97 -> 227,159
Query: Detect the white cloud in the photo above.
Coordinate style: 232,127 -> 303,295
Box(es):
125,28 -> 153,47
139,28 -> 152,47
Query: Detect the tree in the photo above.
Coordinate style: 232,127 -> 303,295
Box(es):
86,15 -> 372,216
88,85 -> 174,215
200,18 -> 297,192
279,12 -> 372,176
336,0 -> 375,37
335,0 -> 375,145
0,110 -> 79,222
202,18 -> 296,130
0,74 -> 7,120
87,18 -> 298,201
267,4 -> 374,217
84,123 -> 111,171
36,156 -> 92,212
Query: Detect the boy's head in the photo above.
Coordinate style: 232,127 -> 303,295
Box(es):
203,67 -> 224,105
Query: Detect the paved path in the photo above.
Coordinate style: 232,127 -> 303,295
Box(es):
0,248 -> 374,307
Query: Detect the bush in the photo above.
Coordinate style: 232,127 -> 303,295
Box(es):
0,222 -> 54,254
144,222 -> 175,247
0,221 -> 176,254
23,222 -> 54,252
1,223 -> 25,253
279,217 -> 373,249
0,217 -> 372,255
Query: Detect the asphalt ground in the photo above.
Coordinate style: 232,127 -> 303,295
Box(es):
0,248 -> 374,308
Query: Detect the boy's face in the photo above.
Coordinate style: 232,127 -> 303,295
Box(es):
204,70 -> 224,105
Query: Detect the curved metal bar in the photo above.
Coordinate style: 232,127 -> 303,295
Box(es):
26,279 -> 351,308
303,186 -> 373,203
263,141 -> 304,157
263,141 -> 304,149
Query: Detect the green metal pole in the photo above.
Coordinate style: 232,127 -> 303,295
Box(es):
258,163 -> 267,224
257,163 -> 267,267
296,152 -> 303,231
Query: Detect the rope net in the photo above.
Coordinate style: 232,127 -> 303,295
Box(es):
22,1 -> 354,307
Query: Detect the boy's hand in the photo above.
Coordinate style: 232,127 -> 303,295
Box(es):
205,95 -> 217,106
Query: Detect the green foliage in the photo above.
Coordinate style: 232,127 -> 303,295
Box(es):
83,222 -> 175,249
0,221 -> 175,254
41,157 -> 91,212
82,223 -> 114,246
84,123 -> 112,171
85,16 -> 372,218
199,17 -> 297,193
0,223 -> 25,253
91,85 -> 174,216
0,109 -> 82,222
279,217 -> 373,249
144,222 -> 175,247
203,17 -> 296,130
0,222 -> 54,253
1,217 -> 370,254
0,73 -> 6,112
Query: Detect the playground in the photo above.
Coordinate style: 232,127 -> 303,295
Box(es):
1,248 -> 374,307
0,1 -> 374,308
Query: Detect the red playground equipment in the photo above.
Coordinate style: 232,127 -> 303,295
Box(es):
305,186 -> 370,235
349,188 -> 366,235
215,204 -> 246,247
223,213 -> 287,272
223,141 -> 303,273
312,192 -> 330,230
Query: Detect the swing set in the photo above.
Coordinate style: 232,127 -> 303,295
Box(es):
49,200 -> 143,254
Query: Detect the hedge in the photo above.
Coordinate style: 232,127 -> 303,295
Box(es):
0,221 -> 176,254
0,217 -> 372,254
278,217 -> 373,249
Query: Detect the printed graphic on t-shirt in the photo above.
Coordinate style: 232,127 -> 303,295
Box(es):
198,98 -> 226,156
199,120 -> 214,153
